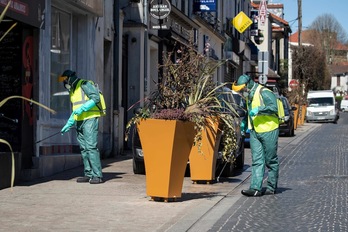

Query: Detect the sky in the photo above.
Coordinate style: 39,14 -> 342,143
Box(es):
273,0 -> 348,36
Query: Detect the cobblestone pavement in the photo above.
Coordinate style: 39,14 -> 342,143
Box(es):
204,113 -> 348,232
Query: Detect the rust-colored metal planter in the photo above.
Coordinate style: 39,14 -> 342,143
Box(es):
294,104 -> 299,129
136,119 -> 195,201
189,119 -> 221,184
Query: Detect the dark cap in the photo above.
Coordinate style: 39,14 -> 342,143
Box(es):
58,70 -> 76,82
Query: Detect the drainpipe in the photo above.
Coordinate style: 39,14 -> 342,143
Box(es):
144,0 -> 148,94
113,0 -> 120,156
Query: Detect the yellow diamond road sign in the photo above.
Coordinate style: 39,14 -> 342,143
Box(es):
232,11 -> 252,33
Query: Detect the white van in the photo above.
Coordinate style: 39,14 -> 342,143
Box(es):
306,90 -> 338,123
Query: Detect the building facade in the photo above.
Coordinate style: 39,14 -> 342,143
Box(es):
0,0 -> 291,180
0,0 -> 116,179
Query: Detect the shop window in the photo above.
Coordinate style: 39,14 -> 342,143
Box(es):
50,7 -> 71,119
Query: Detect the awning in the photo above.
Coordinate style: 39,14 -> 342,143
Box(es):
61,0 -> 103,17
0,0 -> 45,28
267,68 -> 280,78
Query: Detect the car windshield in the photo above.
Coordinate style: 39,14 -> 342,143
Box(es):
281,98 -> 290,116
308,97 -> 333,107
216,88 -> 235,112
232,93 -> 246,107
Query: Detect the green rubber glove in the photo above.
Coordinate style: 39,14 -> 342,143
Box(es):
61,113 -> 76,134
249,107 -> 259,117
240,119 -> 247,134
73,99 -> 96,116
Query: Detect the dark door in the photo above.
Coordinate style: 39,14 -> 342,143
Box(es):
0,21 -> 36,169
0,21 -> 22,155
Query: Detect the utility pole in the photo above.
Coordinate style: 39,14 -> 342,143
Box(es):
298,0 -> 302,46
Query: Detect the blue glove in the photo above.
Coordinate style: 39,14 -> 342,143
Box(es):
73,99 -> 96,116
249,107 -> 259,117
61,113 -> 76,134
240,120 -> 247,136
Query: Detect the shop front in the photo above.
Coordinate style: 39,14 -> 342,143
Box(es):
0,0 -> 45,187
0,0 -> 45,170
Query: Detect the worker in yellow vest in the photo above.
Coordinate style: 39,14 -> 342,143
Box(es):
232,74 -> 279,196
58,70 -> 104,184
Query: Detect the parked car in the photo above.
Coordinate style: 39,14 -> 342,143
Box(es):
279,96 -> 297,137
130,87 -> 246,178
306,90 -> 338,123
244,128 -> 250,147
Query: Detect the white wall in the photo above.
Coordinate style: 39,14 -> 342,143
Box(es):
331,75 -> 348,93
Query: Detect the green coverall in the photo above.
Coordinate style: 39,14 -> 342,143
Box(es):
77,81 -> 103,179
247,85 -> 279,192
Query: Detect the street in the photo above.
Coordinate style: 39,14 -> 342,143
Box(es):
0,114 -> 347,231
200,113 -> 348,232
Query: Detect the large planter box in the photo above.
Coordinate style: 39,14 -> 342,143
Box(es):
189,118 -> 221,183
0,152 -> 21,190
137,119 -> 195,201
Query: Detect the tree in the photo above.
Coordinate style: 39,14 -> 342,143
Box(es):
292,45 -> 331,92
310,14 -> 347,44
309,14 -> 348,64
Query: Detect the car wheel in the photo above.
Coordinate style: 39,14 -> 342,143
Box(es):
133,158 -> 145,174
131,126 -> 145,174
290,125 -> 295,137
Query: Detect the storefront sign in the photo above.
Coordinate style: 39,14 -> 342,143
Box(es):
149,0 -> 171,30
67,0 -> 103,16
258,0 -> 267,26
193,0 -> 216,12
149,0 -> 171,20
0,0 -> 45,28
232,11 -> 252,34
151,22 -> 169,30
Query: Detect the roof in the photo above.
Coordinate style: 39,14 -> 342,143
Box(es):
269,12 -> 289,27
290,30 -> 348,51
330,63 -> 348,76
251,2 -> 284,10
334,43 -> 348,51
269,13 -> 291,34
289,30 -> 313,43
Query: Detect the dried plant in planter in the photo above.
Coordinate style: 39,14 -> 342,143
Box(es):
126,42 -> 239,160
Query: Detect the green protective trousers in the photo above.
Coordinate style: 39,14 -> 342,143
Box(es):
77,117 -> 103,178
249,128 -> 279,191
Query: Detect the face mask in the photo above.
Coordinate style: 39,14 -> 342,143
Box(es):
63,79 -> 71,91
63,76 -> 78,91
242,91 -> 249,98
241,87 -> 249,98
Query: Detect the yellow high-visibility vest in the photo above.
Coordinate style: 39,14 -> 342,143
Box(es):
70,80 -> 101,121
248,85 -> 279,133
